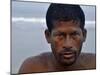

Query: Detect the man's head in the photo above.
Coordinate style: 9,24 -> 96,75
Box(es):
45,3 -> 87,66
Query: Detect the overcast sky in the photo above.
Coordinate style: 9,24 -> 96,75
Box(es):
12,1 -> 95,21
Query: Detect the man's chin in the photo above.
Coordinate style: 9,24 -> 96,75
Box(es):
58,57 -> 76,66
60,61 -> 75,66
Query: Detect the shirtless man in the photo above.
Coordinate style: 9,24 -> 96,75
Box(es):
18,3 -> 96,74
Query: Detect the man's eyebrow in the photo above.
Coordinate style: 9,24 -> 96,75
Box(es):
55,31 -> 66,35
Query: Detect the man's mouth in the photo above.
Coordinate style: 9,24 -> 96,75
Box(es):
61,52 -> 75,59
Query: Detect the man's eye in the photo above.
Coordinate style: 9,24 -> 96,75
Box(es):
71,32 -> 80,36
54,33 -> 65,39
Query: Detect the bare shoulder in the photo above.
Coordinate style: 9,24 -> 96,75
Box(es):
18,52 -> 51,74
79,53 -> 96,69
18,55 -> 42,74
80,53 -> 96,62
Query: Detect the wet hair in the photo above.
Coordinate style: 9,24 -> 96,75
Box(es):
46,3 -> 85,32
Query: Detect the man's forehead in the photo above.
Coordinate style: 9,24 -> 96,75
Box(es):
52,25 -> 82,34
53,20 -> 81,28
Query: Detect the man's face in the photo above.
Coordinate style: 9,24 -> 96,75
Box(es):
45,20 -> 86,66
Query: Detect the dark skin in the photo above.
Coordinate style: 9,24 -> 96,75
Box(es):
18,20 -> 95,74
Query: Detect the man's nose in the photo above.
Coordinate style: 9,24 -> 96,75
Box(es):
63,35 -> 73,49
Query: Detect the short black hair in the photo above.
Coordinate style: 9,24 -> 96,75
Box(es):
46,3 -> 85,32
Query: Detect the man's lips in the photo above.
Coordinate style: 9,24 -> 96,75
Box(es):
63,54 -> 74,59
61,52 -> 75,59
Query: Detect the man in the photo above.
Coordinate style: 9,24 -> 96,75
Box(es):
18,3 -> 96,74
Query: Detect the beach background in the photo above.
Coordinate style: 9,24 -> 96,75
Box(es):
12,1 -> 96,74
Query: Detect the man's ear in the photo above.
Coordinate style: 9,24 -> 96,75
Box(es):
82,29 -> 87,42
45,29 -> 51,43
